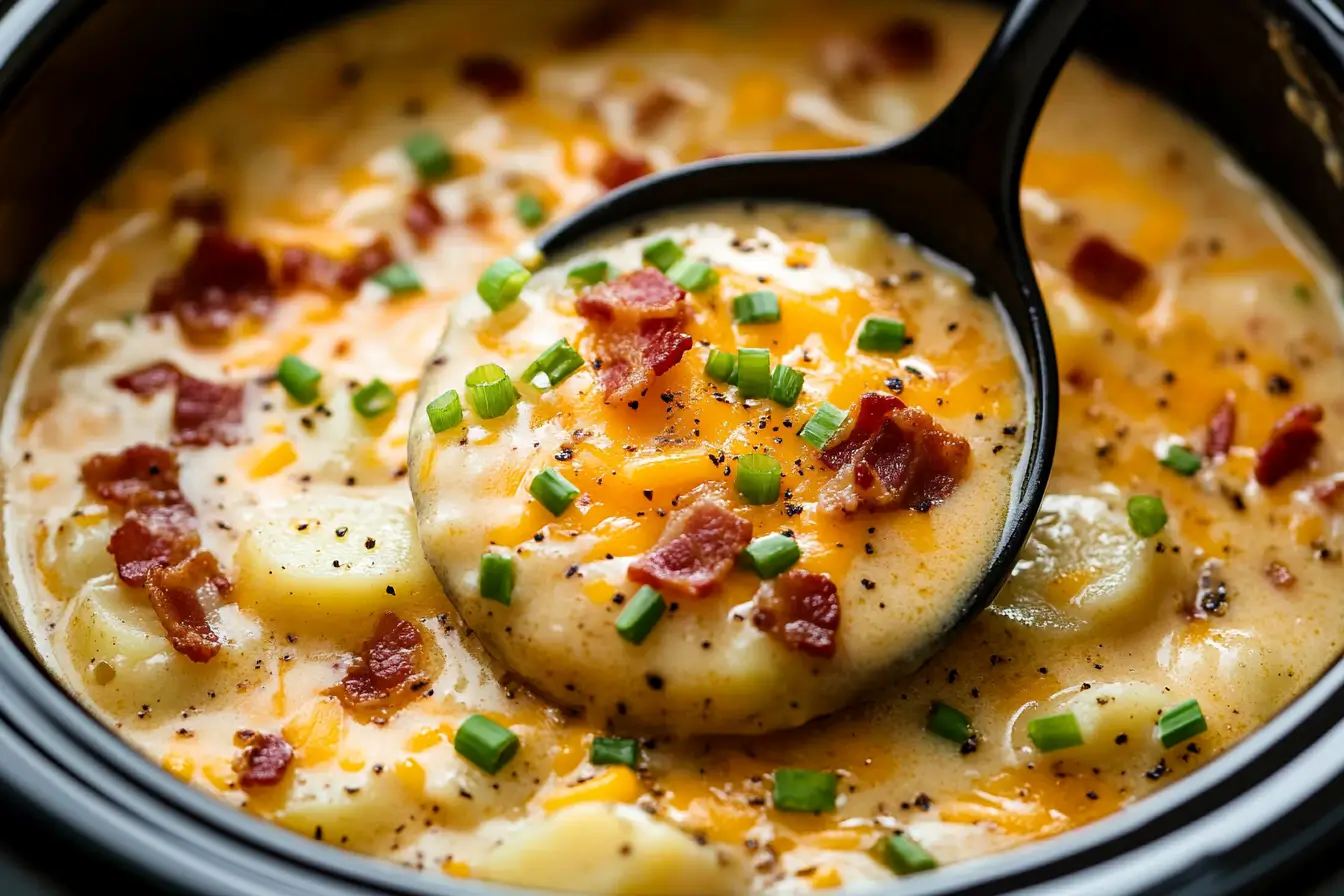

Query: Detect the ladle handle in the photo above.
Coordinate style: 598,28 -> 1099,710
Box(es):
897,0 -> 1093,221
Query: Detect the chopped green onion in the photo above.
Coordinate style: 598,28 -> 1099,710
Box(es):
1293,282 -> 1313,303
880,834 -> 938,875
772,769 -> 837,813
736,453 -> 782,505
926,701 -> 972,744
665,257 -> 719,292
516,193 -> 546,228
530,468 -> 580,516
351,379 -> 397,419
732,290 -> 781,324
426,389 -> 463,433
403,132 -> 453,181
465,363 -> 518,419
769,364 -> 805,407
642,237 -> 684,272
1027,712 -> 1084,752
1160,445 -> 1202,477
590,737 -> 640,768
736,347 -> 772,399
568,260 -> 611,286
454,714 -> 519,774
704,349 -> 737,384
857,317 -> 907,353
371,261 -> 423,295
1157,698 -> 1207,748
1127,494 -> 1168,538
477,257 -> 531,312
799,402 -> 847,450
479,552 -> 514,605
276,355 -> 321,405
522,338 -> 585,389
615,584 -> 666,645
743,533 -> 800,578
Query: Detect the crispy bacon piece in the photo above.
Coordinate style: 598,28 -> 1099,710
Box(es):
112,361 -> 182,396
279,245 -> 343,293
170,189 -> 227,228
108,504 -> 200,587
1254,403 -> 1324,486
819,403 -> 970,515
629,498 -> 753,598
81,444 -> 185,510
1206,393 -> 1237,458
819,392 -> 907,468
336,236 -> 396,293
752,570 -> 841,658
149,230 -> 274,345
173,375 -> 244,447
459,55 -> 526,99
577,270 -> 692,401
1068,236 -> 1148,302
878,18 -> 938,72
328,613 -> 427,717
1266,561 -> 1296,590
234,730 -> 293,789
576,268 -> 684,322
145,551 -> 228,663
594,150 -> 653,191
633,88 -> 683,135
404,189 -> 445,247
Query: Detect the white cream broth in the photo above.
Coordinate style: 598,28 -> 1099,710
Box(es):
410,207 -> 1025,734
2,0 -> 1344,892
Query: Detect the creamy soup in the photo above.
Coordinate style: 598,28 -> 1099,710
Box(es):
3,0 -> 1343,893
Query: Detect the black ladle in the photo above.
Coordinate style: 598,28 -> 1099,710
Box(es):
535,0 -> 1084,641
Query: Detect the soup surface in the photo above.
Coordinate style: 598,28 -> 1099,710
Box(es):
4,0 -> 1343,892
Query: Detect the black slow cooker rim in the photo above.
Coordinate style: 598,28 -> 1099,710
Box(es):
0,0 -> 1341,893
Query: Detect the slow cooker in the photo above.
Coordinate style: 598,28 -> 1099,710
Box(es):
0,1 -> 1342,893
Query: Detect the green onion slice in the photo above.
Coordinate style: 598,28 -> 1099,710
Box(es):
1127,494 -> 1168,538
772,769 -> 837,813
371,261 -> 423,295
665,257 -> 719,292
704,349 -> 737,384
403,132 -> 453,181
567,260 -> 611,286
732,290 -> 781,324
277,355 -> 321,406
642,237 -> 684,272
590,737 -> 640,768
530,468 -> 580,516
735,453 -> 781,505
769,364 -> 805,407
1157,698 -> 1207,748
926,701 -> 972,744
426,389 -> 463,433
479,552 -> 515,605
1160,445 -> 1202,477
880,833 -> 938,875
521,338 -> 585,390
615,584 -> 666,645
351,379 -> 397,419
477,257 -> 532,312
454,714 -> 519,774
736,347 -> 772,399
1027,712 -> 1084,752
743,532 -> 801,579
799,402 -> 847,450
857,317 -> 907,353
515,193 -> 545,228
465,363 -> 518,419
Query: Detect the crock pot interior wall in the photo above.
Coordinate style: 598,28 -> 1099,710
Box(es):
0,0 -> 1341,894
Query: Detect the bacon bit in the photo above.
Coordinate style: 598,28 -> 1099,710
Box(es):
752,570 -> 841,658
278,245 -> 343,293
108,504 -> 199,587
1068,236 -> 1148,302
336,236 -> 396,292
640,319 -> 694,376
459,55 -> 526,99
633,88 -> 683,135
576,268 -> 683,322
878,18 -> 938,72
1266,561 -> 1296,590
173,375 -> 244,447
1205,393 -> 1236,458
629,498 -> 753,598
594,149 -> 653,191
328,613 -> 427,718
819,405 -> 969,515
112,361 -> 182,396
233,730 -> 293,789
148,230 -> 274,345
577,270 -> 692,401
818,392 -> 907,470
404,189 -> 445,247
81,444 -> 185,510
169,189 -> 227,228
1254,404 -> 1324,486
145,551 -> 228,663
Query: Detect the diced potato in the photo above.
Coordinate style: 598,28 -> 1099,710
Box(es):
1014,681 -> 1168,768
234,497 -> 444,630
477,804 -> 746,895
1160,628 -> 1292,728
40,510 -> 116,601
412,737 -> 545,825
274,766 -> 409,851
